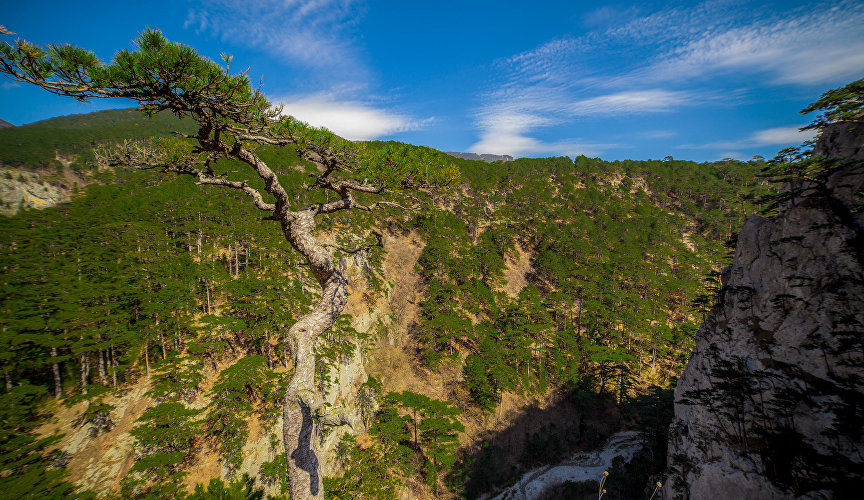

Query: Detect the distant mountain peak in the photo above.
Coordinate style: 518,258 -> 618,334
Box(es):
445,151 -> 514,162
0,118 -> 14,129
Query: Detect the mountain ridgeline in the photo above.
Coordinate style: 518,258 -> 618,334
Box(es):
0,109 -> 769,498
445,152 -> 515,163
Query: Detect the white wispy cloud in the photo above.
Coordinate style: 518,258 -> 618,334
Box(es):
638,129 -> 677,140
473,0 -> 864,157
566,90 -> 687,115
470,86 -> 687,156
750,126 -> 815,146
185,0 -> 426,142
637,1 -> 864,85
470,110 -> 617,157
471,133 -> 616,158
681,125 -> 817,151
278,93 -> 429,141
184,0 -> 366,78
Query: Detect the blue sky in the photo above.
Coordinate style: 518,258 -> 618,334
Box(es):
2,0 -> 863,161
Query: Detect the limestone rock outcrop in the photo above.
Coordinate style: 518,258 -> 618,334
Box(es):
665,122 -> 864,499
0,168 -> 69,215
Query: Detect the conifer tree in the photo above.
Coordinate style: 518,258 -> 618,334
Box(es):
0,27 -> 456,500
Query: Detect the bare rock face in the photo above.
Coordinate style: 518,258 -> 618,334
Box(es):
0,168 -> 68,215
813,121 -> 864,161
665,125 -> 864,499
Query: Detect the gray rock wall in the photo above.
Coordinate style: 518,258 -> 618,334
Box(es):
665,124 -> 864,499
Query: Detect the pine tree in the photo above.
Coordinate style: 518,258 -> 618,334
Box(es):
0,28 -> 457,500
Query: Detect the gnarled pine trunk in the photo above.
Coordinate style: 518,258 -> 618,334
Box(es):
280,210 -> 348,500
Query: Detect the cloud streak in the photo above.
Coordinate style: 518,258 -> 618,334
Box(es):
636,1 -> 864,85
278,93 -> 429,141
473,0 -> 864,157
470,110 -> 618,157
470,87 -> 687,156
184,0 -> 366,78
185,0 -> 431,142
680,125 -> 817,151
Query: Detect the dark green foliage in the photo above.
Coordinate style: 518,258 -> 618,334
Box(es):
327,391 -> 464,496
130,402 -> 203,470
800,78 -> 864,130
259,452 -> 290,495
124,397 -> 204,498
0,384 -> 81,499
206,355 -> 284,471
186,474 -> 265,500
324,435 -> 402,500
386,392 -> 464,459
367,402 -> 415,476
405,150 -> 765,409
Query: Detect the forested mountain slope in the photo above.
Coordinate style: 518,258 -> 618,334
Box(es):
0,110 -> 768,498
0,109 -> 198,215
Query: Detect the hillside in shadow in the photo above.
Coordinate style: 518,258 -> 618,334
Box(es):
451,383 -> 674,499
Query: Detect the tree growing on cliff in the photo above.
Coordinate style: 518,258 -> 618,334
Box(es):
800,78 -> 864,130
0,27 -> 457,500
759,77 -> 864,213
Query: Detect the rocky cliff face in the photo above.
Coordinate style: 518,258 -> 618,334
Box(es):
0,168 -> 70,216
665,123 -> 864,499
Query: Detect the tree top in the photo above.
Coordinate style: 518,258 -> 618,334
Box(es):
0,27 -> 459,204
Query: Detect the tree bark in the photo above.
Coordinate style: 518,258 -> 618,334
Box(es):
157,319 -> 167,360
228,244 -> 234,275
235,242 -> 240,275
98,348 -> 108,385
204,278 -> 211,314
144,339 -> 151,379
280,210 -> 348,500
97,332 -> 109,386
175,319 -> 182,351
52,347 -> 62,399
81,353 -> 89,395
110,343 -> 118,391
264,336 -> 275,370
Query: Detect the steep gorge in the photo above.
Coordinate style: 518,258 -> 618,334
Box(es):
0,110 -> 768,499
